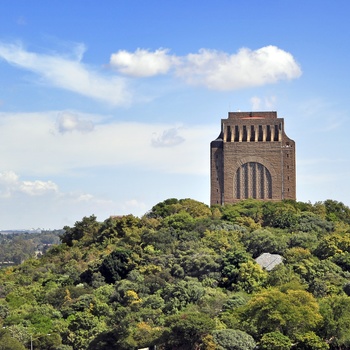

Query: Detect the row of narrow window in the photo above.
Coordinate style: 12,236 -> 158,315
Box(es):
225,124 -> 281,142
234,162 -> 272,199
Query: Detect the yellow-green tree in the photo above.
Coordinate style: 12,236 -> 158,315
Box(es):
239,289 -> 323,343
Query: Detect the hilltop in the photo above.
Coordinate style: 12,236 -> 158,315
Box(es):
1,198 -> 350,350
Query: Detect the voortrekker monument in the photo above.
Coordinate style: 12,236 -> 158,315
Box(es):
210,111 -> 296,205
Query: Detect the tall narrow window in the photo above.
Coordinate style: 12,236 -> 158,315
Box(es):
234,125 -> 239,141
266,125 -> 271,141
242,126 -> 247,141
250,125 -> 255,141
274,125 -> 279,141
227,126 -> 232,142
258,126 -> 263,141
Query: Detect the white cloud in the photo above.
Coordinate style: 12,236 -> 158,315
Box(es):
265,96 -> 277,109
19,180 -> 58,196
0,170 -> 58,197
75,193 -> 94,202
0,171 -> 19,184
250,95 -> 277,110
0,42 -> 131,106
178,46 -> 301,90
109,45 -> 301,90
57,112 -> 95,133
250,96 -> 261,110
151,127 -> 185,147
0,171 -> 19,197
110,48 -> 178,77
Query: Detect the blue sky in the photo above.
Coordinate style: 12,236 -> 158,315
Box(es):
0,0 -> 349,229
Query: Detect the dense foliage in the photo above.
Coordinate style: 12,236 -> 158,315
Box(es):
1,198 -> 350,349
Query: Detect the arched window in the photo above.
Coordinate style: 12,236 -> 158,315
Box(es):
234,162 -> 272,199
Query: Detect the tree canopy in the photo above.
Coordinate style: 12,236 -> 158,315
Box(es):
0,198 -> 350,349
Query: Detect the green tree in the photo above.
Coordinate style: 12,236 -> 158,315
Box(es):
239,289 -> 322,340
202,228 -> 241,252
148,198 -> 211,219
315,233 -> 350,261
98,248 -> 135,284
292,212 -> 333,234
295,332 -> 329,350
65,311 -> 107,350
162,312 -> 216,350
0,329 -> 26,350
163,211 -> 195,231
98,214 -> 142,245
32,333 -> 62,350
220,248 -> 251,289
60,216 -> 101,247
319,295 -> 350,349
212,329 -> 256,350
141,227 -> 177,253
262,202 -> 298,229
236,260 -> 267,293
162,279 -> 206,314
324,200 -> 350,224
241,229 -> 288,258
259,331 -> 292,350
86,328 -> 129,350
179,248 -> 220,278
289,231 -> 318,251
220,200 -> 264,225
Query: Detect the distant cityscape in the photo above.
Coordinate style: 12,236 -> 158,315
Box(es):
0,229 -> 43,234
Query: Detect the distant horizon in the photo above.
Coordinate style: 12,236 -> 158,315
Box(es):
2,196 -> 350,232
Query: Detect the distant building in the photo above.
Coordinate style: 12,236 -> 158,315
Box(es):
210,111 -> 296,205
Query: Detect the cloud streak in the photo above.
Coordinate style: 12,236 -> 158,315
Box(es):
0,42 -> 131,106
0,111 -> 216,176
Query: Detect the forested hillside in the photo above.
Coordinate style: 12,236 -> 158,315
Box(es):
1,198 -> 350,350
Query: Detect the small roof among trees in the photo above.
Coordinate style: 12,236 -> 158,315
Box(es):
255,252 -> 283,271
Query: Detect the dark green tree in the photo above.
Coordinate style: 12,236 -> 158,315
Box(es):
319,295 -> 350,349
161,312 -> 215,350
241,229 -> 288,258
60,215 -> 101,246
99,248 -> 135,284
220,248 -> 251,289
0,329 -> 26,350
324,200 -> 350,223
262,202 -> 298,229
